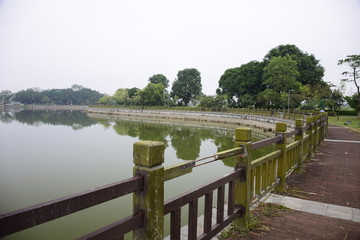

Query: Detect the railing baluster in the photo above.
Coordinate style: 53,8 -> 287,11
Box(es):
255,166 -> 261,195
170,208 -> 181,240
188,200 -> 198,240
216,186 -> 225,224
204,192 -> 213,233
262,163 -> 267,192
227,181 -> 234,216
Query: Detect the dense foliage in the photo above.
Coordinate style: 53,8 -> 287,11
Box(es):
171,68 -> 202,106
217,61 -> 265,107
13,85 -> 103,105
217,44 -> 333,110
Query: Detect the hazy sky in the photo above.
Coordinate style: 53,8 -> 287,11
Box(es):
1,0 -> 359,96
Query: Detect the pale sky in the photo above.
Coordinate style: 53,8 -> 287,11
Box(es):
1,0 -> 359,96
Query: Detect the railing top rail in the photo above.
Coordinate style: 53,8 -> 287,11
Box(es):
250,150 -> 281,169
76,211 -> 144,240
0,176 -> 143,238
251,135 -> 282,150
164,169 -> 243,214
285,129 -> 299,138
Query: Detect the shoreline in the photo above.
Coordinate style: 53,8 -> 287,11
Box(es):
88,107 -> 296,133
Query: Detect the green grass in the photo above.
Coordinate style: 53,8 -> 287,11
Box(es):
328,115 -> 360,132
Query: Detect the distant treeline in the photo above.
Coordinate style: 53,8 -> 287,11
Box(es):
13,85 -> 104,105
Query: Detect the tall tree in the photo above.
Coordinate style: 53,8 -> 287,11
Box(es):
171,68 -> 202,106
259,56 -> 300,108
148,74 -> 169,88
264,44 -> 325,86
217,61 -> 265,107
338,55 -> 360,116
338,55 -> 360,95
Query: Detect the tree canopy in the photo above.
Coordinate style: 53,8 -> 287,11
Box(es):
171,68 -> 202,106
258,56 -> 300,108
264,44 -> 325,86
148,74 -> 169,88
217,61 -> 265,107
139,83 -> 165,106
217,44 -> 329,109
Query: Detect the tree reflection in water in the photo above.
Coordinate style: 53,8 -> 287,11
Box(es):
0,109 -> 273,163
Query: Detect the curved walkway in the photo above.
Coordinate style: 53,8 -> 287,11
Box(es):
249,125 -> 360,239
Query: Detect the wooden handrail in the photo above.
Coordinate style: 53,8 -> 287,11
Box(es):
0,176 -> 143,237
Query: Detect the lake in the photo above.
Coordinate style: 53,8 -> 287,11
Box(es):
0,110 -> 272,239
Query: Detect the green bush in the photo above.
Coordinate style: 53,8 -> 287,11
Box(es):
325,110 -> 356,116
326,111 -> 336,116
338,110 -> 357,116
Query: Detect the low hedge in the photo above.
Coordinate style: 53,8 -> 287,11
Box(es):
326,110 -> 357,116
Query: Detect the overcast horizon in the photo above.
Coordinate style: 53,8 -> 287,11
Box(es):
1,0 -> 360,96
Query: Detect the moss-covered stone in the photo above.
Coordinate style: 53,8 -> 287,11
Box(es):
275,122 -> 287,132
133,141 -> 164,167
235,128 -> 252,142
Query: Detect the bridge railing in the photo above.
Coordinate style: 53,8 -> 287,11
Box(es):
0,113 -> 328,239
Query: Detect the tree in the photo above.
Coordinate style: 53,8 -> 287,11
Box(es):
148,74 -> 169,88
217,61 -> 265,107
345,94 -> 360,114
338,55 -> 360,116
171,68 -> 202,106
139,83 -> 165,106
0,90 -> 14,103
299,82 -> 332,110
264,44 -> 325,86
113,88 -> 130,105
326,89 -> 344,113
338,55 -> 360,95
128,87 -> 140,98
259,56 -> 300,108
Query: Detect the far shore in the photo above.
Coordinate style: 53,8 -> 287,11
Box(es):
7,104 -> 294,134
23,104 -> 88,110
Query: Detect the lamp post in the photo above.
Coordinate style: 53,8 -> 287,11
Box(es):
287,89 -> 294,115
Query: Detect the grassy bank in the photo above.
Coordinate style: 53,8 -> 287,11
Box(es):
328,115 -> 360,132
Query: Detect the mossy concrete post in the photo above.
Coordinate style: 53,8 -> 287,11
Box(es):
133,141 -> 165,240
275,122 -> 287,192
295,119 -> 304,172
321,113 -> 326,141
306,116 -> 313,160
313,116 -> 319,153
233,128 -> 252,228
325,112 -> 329,135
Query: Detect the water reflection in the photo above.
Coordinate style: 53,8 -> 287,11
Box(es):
110,118 -> 235,161
0,110 -> 273,163
0,110 -> 235,162
0,110 -> 98,130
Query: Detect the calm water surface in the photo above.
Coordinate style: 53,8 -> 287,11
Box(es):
1,110 -> 243,239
